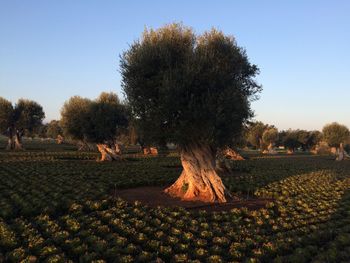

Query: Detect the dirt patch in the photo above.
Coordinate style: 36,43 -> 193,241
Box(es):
114,186 -> 273,212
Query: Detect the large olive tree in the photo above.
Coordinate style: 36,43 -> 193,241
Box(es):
0,97 -> 45,149
322,122 -> 350,161
60,92 -> 128,161
121,24 -> 261,202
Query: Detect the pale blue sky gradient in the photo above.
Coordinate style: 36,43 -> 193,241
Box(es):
1,0 -> 349,130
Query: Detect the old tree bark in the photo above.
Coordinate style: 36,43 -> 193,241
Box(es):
96,141 -> 123,161
6,128 -> 23,150
164,145 -> 229,203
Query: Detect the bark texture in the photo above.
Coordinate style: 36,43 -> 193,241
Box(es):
143,147 -> 158,155
221,147 -> 244,160
6,136 -> 15,150
97,143 -> 122,161
164,145 -> 228,203
14,129 -> 24,150
335,143 -> 349,161
56,135 -> 64,144
263,143 -> 277,154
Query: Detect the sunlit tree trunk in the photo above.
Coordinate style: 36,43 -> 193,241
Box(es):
221,147 -> 244,160
56,135 -> 64,144
164,144 -> 228,203
14,129 -> 24,150
336,143 -> 345,161
143,147 -> 158,155
97,143 -> 122,161
6,136 -> 15,150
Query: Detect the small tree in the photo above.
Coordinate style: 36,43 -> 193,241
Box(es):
322,122 -> 350,160
46,120 -> 63,143
60,96 -> 92,150
262,127 -> 278,153
121,24 -> 261,202
281,129 -> 300,153
0,97 -> 45,149
246,121 -> 269,150
61,92 -> 128,161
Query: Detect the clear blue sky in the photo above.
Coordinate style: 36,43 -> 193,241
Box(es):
1,0 -> 349,130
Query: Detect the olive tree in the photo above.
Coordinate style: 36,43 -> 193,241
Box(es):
246,121 -> 269,150
61,92 -> 128,161
47,120 -> 64,143
262,127 -> 278,153
121,24 -> 261,202
0,97 -> 45,149
322,122 -> 350,161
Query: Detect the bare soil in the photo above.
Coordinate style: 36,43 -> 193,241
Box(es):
114,186 -> 273,212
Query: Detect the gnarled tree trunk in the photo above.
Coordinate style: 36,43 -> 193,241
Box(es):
56,135 -> 64,144
14,129 -> 24,150
143,147 -> 158,155
336,143 -> 346,161
97,143 -> 122,161
6,136 -> 15,150
164,145 -> 228,203
221,147 -> 244,160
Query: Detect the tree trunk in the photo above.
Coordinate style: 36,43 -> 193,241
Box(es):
14,130 -> 24,150
56,135 -> 64,144
164,145 -> 228,203
221,147 -> 244,160
6,136 -> 15,150
97,143 -> 122,161
336,143 -> 345,161
143,147 -> 158,155
287,149 -> 294,154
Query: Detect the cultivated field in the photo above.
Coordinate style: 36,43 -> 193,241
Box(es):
1,140 -> 350,262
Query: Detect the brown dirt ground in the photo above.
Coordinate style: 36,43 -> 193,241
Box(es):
114,186 -> 273,212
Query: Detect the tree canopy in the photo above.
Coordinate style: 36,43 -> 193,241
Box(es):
60,92 -> 128,144
121,23 -> 261,150
323,122 -> 350,147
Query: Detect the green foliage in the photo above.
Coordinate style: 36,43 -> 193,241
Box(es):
85,93 -> 128,143
1,141 -> 350,261
60,92 -> 128,144
46,120 -> 62,139
0,97 -> 13,134
0,97 -> 45,137
246,122 -> 269,149
323,122 -> 350,147
60,96 -> 91,141
280,129 -> 323,151
262,127 -> 278,145
14,99 -> 45,133
121,23 -> 261,149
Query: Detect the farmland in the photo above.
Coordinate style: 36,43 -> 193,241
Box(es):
0,142 -> 350,262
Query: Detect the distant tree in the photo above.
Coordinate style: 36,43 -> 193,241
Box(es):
262,127 -> 278,153
0,97 -> 45,150
282,129 -> 300,153
305,130 -> 322,150
323,122 -> 350,161
61,92 -> 128,160
121,24 -> 261,202
60,96 -> 92,150
46,120 -> 63,143
296,130 -> 309,151
246,121 -> 269,150
37,123 -> 48,138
